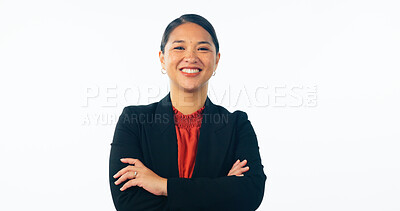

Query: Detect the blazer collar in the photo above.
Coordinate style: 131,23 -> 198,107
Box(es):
151,92 -> 230,178
154,92 -> 225,133
153,93 -> 174,134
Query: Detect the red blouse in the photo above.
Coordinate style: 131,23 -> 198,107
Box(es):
172,105 -> 205,178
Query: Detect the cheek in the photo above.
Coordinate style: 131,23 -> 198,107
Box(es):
202,56 -> 216,68
166,53 -> 181,65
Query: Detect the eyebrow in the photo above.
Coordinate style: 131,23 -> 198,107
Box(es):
171,40 -> 212,45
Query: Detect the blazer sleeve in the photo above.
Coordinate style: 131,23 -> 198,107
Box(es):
166,111 -> 267,211
109,107 -> 169,211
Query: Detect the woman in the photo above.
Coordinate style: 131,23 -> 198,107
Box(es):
109,14 -> 266,211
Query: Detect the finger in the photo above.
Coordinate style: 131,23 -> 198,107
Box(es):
113,165 -> 135,179
237,166 -> 249,173
228,167 -> 241,176
228,166 -> 250,176
228,167 -> 246,176
113,166 -> 138,179
240,166 -> 250,173
228,170 -> 237,176
238,159 -> 247,167
237,174 -> 244,177
231,159 -> 240,168
120,158 -> 144,167
230,159 -> 247,173
115,171 -> 136,185
120,179 -> 138,191
228,160 -> 239,174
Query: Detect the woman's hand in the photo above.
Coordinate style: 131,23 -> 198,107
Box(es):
228,159 -> 249,177
113,158 -> 168,196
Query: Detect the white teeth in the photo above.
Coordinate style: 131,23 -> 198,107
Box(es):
181,68 -> 200,73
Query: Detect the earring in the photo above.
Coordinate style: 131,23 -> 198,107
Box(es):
161,68 -> 167,74
213,71 -> 216,76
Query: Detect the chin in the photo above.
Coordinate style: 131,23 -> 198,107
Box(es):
180,83 -> 206,92
181,86 -> 200,93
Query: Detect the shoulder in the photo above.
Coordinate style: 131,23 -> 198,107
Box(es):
117,101 -> 160,125
217,106 -> 256,137
211,104 -> 250,126
122,102 -> 158,115
210,104 -> 256,139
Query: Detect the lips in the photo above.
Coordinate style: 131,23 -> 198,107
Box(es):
179,67 -> 202,73
179,67 -> 202,77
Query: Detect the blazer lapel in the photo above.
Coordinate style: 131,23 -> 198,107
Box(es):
148,93 -> 180,178
191,97 -> 230,178
149,93 -> 230,179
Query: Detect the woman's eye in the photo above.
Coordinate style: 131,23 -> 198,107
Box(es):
174,47 -> 184,50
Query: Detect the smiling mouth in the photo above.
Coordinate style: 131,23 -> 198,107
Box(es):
179,68 -> 202,73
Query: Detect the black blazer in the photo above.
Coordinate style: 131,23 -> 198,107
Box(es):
109,93 -> 266,211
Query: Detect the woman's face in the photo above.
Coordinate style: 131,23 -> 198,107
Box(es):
159,22 -> 220,93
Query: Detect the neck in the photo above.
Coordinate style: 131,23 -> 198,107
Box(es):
170,84 -> 208,115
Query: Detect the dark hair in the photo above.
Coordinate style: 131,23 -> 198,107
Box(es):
160,14 -> 219,55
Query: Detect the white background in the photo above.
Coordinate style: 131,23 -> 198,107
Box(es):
1,0 -> 399,210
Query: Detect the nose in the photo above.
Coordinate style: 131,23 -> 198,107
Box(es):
183,49 -> 198,63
